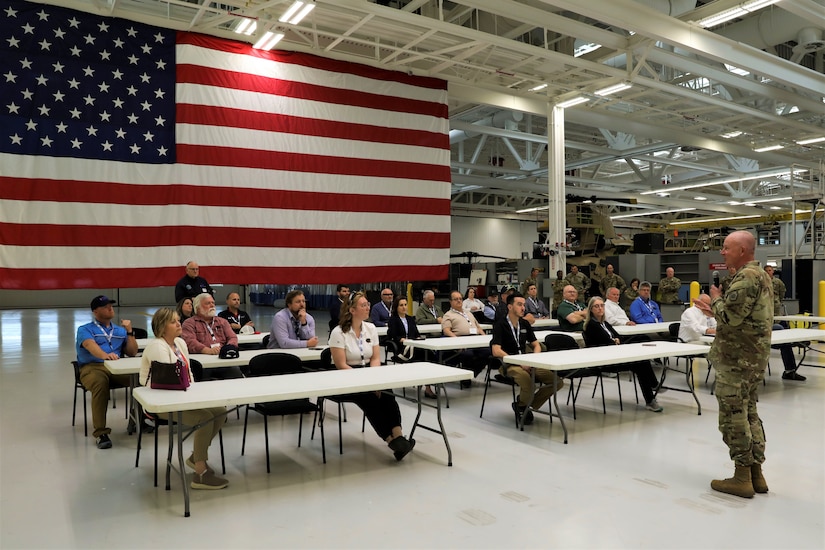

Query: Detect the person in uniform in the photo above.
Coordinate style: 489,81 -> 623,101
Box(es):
658,267 -> 682,304
563,265 -> 590,300
764,265 -> 786,316
694,231 -> 772,499
520,267 -> 540,295
551,270 -> 566,318
719,266 -> 736,295
622,277 -> 640,313
599,263 -> 626,297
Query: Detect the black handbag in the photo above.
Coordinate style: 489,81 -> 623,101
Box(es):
149,359 -> 191,391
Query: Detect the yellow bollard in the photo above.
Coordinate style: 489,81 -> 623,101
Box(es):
819,281 -> 825,330
407,282 -> 413,311
689,280 -> 700,306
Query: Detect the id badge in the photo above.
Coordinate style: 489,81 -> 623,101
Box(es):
469,327 -> 478,335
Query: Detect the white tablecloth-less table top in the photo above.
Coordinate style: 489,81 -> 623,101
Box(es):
104,347 -> 326,376
374,324 -> 444,337
700,328 -> 825,346
404,334 -> 492,351
612,323 -> 672,336
533,330 -> 584,345
774,315 -> 825,324
136,332 -> 267,350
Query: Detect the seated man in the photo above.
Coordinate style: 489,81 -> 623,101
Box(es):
556,285 -> 587,332
679,294 -> 717,342
217,292 -> 254,334
370,288 -> 394,327
415,289 -> 443,325
268,289 -> 319,349
182,293 -> 242,379
483,289 -> 504,322
492,292 -> 563,425
75,295 -> 137,449
604,287 -> 635,326
328,284 -> 350,331
442,291 -> 492,381
524,283 -> 551,320
629,281 -> 664,324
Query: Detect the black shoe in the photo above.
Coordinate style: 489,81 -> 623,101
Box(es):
782,370 -> 806,381
388,436 -> 415,461
96,434 -> 112,449
512,402 -> 534,425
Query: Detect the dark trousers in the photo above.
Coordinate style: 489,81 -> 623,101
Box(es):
607,361 -> 659,404
336,391 -> 402,441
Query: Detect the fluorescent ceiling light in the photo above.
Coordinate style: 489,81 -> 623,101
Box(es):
729,196 -> 791,205
530,84 -> 548,92
594,82 -> 632,96
694,196 -> 707,201
557,96 -> 590,108
516,205 -> 550,214
754,144 -> 784,152
253,31 -> 284,51
234,18 -> 257,35
279,1 -> 315,24
671,215 -> 760,225
639,168 -> 799,195
611,207 -> 695,220
721,131 -> 743,138
574,43 -> 601,57
697,0 -> 781,28
796,136 -> 825,145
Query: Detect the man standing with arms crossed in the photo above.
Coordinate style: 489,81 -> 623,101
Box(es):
695,231 -> 772,498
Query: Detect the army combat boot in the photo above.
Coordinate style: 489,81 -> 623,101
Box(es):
711,465 -> 755,498
750,464 -> 769,493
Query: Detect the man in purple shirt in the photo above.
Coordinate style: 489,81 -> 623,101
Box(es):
268,290 -> 319,349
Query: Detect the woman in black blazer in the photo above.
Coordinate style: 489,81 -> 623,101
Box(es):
582,297 -> 663,412
387,295 -> 436,398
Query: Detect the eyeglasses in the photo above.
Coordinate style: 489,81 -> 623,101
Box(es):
381,293 -> 393,296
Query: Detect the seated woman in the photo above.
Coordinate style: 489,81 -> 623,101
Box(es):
622,278 -> 640,313
329,291 -> 415,461
176,297 -> 194,323
387,295 -> 436,399
139,307 -> 228,489
462,287 -> 484,313
582,297 -> 663,413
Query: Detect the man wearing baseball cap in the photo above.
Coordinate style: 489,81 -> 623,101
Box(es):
75,295 -> 137,449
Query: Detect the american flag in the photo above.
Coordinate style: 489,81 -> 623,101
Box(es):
0,0 -> 451,290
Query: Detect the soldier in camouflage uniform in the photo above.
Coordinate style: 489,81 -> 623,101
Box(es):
658,267 -> 682,304
551,270 -> 565,318
564,265 -> 590,299
520,267 -> 540,295
719,266 -> 736,295
599,263 -> 626,297
695,231 -> 772,499
763,265 -> 786,316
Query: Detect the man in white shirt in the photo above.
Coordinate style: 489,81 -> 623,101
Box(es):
442,290 -> 491,383
679,294 -> 717,342
604,287 -> 635,326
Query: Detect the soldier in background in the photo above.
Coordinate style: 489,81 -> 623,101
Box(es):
551,270 -> 566,317
658,266 -> 682,304
764,265 -> 786,316
520,267 -> 540,295
599,263 -> 626,297
563,265 -> 590,300
695,231 -> 772,499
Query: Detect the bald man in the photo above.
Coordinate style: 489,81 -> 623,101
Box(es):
695,231 -> 771,499
678,294 -> 717,342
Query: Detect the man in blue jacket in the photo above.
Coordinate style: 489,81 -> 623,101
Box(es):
630,281 -> 664,324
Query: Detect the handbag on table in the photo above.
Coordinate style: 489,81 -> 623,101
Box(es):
149,359 -> 191,391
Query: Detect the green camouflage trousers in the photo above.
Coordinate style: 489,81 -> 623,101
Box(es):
715,361 -> 767,466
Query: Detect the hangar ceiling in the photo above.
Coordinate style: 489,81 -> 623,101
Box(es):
34,0 -> 825,231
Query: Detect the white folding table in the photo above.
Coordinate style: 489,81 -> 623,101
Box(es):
132,362 -> 471,517
503,342 -> 709,442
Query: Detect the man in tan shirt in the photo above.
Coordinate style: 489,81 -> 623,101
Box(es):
442,290 -> 491,384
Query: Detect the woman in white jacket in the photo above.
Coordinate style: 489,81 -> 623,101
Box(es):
140,307 -> 228,490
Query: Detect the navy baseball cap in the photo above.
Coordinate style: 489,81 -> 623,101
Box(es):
90,295 -> 116,310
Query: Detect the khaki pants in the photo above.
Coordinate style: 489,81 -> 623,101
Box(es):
504,365 -> 564,410
180,407 -> 226,463
79,363 -> 131,438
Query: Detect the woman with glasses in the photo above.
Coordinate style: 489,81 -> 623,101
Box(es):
329,292 -> 415,460
582,297 -> 663,413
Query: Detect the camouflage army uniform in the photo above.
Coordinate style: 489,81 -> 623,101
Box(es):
709,260 -> 773,467
599,273 -> 626,296
520,276 -> 537,295
770,276 -> 786,316
658,276 -> 682,304
564,272 -> 590,298
622,287 -> 638,313
719,272 -> 735,295
551,279 -> 566,316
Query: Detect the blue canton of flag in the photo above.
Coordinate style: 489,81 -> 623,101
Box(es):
0,0 -> 176,163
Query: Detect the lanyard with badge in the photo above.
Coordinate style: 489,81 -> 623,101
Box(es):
94,320 -> 115,351
455,309 -> 478,334
507,318 -> 521,354
204,319 -> 220,348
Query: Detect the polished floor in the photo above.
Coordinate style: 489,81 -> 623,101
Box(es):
1,304 -> 824,549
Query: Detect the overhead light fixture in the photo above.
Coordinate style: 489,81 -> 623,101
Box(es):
574,42 -> 601,57
557,96 -> 590,109
796,136 -> 825,145
694,196 -> 708,201
721,130 -> 743,138
515,205 -> 550,214
610,207 -> 695,220
754,144 -> 784,152
729,196 -> 791,206
530,83 -> 548,92
234,18 -> 257,36
671,214 -> 760,225
594,82 -> 632,96
279,1 -> 315,24
253,31 -> 284,51
640,167 -> 800,195
696,0 -> 781,28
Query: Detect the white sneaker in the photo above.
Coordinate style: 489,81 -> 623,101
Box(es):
645,399 -> 663,413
